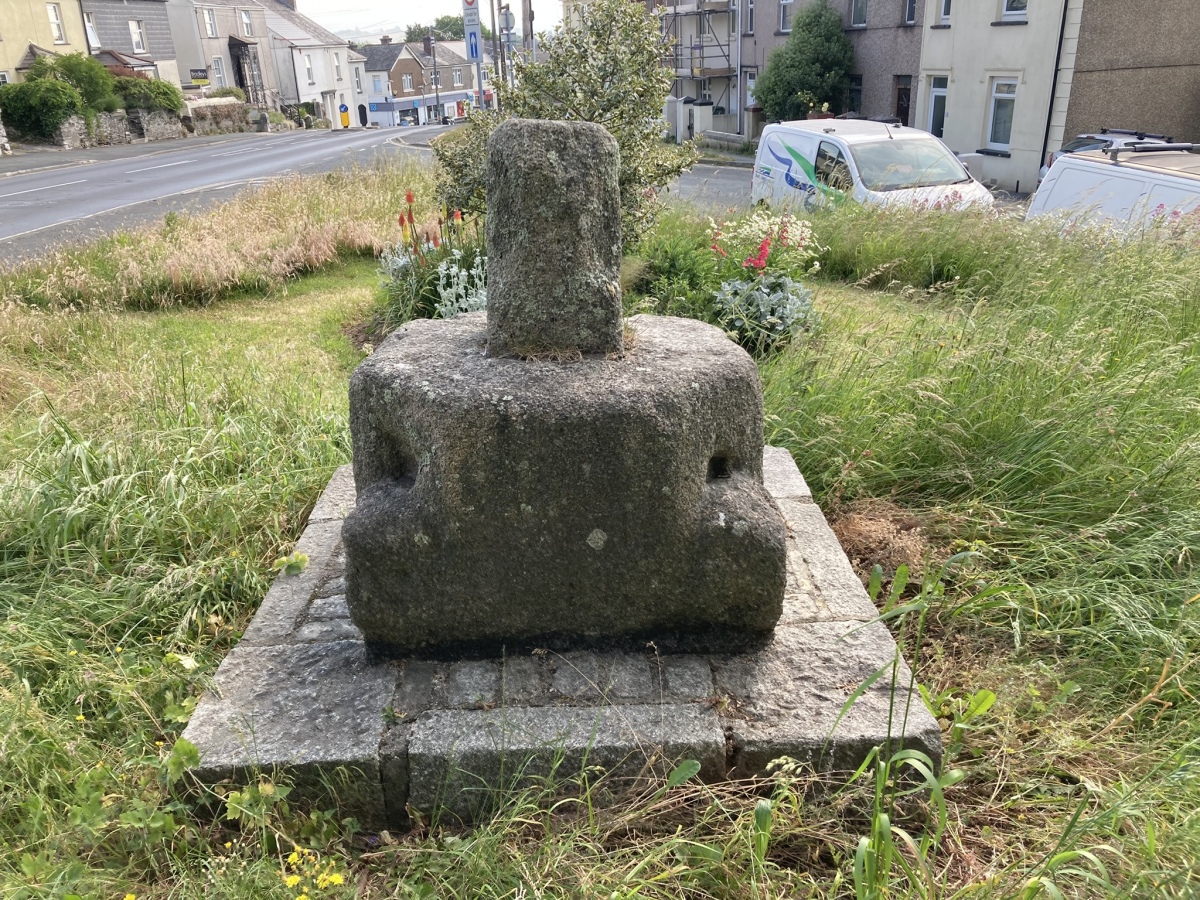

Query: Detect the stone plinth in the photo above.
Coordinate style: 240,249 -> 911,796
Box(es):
343,312 -> 787,657
485,119 -> 623,357
182,453 -> 943,828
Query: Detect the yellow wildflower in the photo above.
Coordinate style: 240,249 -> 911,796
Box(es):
285,875 -> 301,888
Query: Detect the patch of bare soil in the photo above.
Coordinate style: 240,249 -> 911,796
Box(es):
828,499 -> 946,586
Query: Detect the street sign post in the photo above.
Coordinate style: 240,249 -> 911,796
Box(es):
462,0 -> 485,108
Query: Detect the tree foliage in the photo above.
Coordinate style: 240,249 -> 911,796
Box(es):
404,15 -> 493,42
0,79 -> 83,139
754,0 -> 855,122
115,76 -> 184,113
27,53 -> 116,110
432,0 -> 696,248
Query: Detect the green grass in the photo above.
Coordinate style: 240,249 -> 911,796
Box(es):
3,173 -> 1200,897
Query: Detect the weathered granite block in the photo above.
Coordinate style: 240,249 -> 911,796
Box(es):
343,312 -> 787,657
403,704 -> 727,823
485,119 -> 622,357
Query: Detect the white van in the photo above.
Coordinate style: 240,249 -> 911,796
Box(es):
751,119 -> 993,211
1026,144 -> 1200,229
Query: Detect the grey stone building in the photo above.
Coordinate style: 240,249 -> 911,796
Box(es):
840,0 -> 923,124
81,0 -> 182,85
191,0 -> 283,107
1060,0 -> 1200,145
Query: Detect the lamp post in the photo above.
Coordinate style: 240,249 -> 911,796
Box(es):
429,29 -> 441,122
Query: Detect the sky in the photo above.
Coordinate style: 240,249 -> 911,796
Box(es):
296,0 -> 564,37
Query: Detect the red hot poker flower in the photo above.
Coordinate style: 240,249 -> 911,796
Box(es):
405,190 -> 415,205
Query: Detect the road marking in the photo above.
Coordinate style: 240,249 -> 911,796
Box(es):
214,147 -> 264,157
0,179 -> 88,199
125,159 -> 196,174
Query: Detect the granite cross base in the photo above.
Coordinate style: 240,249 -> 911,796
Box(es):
182,448 -> 941,829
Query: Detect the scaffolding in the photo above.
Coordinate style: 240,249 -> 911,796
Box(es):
660,0 -> 735,121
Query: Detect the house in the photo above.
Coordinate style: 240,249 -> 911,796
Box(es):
660,0 -> 737,133
357,36 -> 405,126
191,0 -> 284,106
914,0 -> 1060,193
396,37 -> 477,124
80,0 -> 182,85
839,0 -> 923,124
1056,0 -> 1200,147
0,0 -> 89,84
437,39 -> 497,110
257,0 -> 358,125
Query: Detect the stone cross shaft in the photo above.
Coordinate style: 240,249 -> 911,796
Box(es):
485,119 -> 624,357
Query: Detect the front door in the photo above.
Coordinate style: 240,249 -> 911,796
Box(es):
895,86 -> 911,127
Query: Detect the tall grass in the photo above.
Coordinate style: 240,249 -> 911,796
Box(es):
0,157 -> 435,310
760,203 -> 1200,706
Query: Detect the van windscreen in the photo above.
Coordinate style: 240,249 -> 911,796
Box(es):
849,139 -> 971,191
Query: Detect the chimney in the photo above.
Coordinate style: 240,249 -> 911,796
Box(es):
380,35 -> 392,44
423,35 -> 432,57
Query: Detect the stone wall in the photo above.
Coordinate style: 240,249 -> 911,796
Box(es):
52,111 -> 134,148
127,109 -> 186,142
0,110 -> 10,155
182,98 -> 252,136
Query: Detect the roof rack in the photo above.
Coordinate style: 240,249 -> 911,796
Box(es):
1101,127 -> 1174,142
1104,142 -> 1197,161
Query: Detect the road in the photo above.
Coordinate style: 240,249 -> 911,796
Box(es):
0,126 -> 750,262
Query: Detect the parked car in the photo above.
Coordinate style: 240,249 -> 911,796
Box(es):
752,119 -> 993,211
1026,143 -> 1200,229
1039,128 -> 1172,183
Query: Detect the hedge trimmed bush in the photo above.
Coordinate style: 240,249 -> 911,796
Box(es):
209,86 -> 247,102
114,76 -> 184,113
0,79 -> 83,139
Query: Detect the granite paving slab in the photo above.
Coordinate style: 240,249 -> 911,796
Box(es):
182,450 -> 942,829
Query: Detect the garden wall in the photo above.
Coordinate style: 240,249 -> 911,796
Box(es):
183,98 -> 251,136
53,109 -> 182,148
127,109 -> 185,142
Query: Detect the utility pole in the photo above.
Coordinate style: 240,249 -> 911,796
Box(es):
428,29 -> 441,122
489,0 -> 503,109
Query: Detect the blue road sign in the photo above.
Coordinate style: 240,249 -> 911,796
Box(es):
467,28 -> 480,61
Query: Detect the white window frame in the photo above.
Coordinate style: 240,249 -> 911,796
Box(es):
84,12 -> 100,48
905,0 -> 917,24
212,55 -> 226,87
305,55 -> 314,84
851,0 -> 867,27
240,10 -> 253,37
940,0 -> 952,23
354,67 -> 362,92
744,0 -> 754,34
402,73 -> 413,91
927,74 -> 948,137
334,52 -> 342,80
986,77 -> 1017,151
779,0 -> 793,32
432,69 -> 441,87
0,72 -> 10,85
129,20 -> 147,53
1001,0 -> 1027,20
453,67 -> 462,86
47,3 -> 66,43
372,73 -> 382,92
204,9 -> 218,38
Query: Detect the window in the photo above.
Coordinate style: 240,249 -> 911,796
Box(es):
940,0 -> 951,23
372,74 -> 382,92
212,55 -> 226,87
744,0 -> 754,33
905,0 -> 916,24
928,75 -> 947,137
986,78 -> 1017,149
700,80 -> 712,103
354,67 -> 362,92
851,0 -> 867,26
779,0 -> 792,31
1001,0 -> 1027,19
846,75 -> 862,113
402,73 -> 413,91
204,9 -> 217,37
334,53 -> 342,80
84,12 -> 100,48
240,10 -> 253,37
482,66 -> 491,84
47,4 -> 66,43
129,20 -> 147,53
0,72 -> 10,85
815,141 -> 853,191
305,54 -> 314,83
432,69 -> 441,87
453,67 -> 462,86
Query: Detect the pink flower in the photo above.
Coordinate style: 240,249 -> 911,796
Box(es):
743,236 -> 771,271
